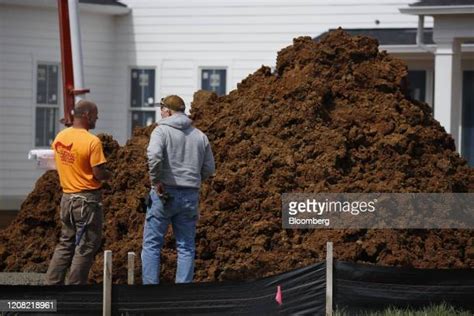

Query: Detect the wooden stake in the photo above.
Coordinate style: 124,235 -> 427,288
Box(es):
326,242 -> 333,316
127,252 -> 135,285
103,250 -> 112,316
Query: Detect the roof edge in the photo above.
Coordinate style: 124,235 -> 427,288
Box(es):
380,43 -> 474,50
0,0 -> 130,15
81,2 -> 130,15
400,5 -> 474,15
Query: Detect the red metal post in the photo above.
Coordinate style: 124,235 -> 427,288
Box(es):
57,0 -> 75,126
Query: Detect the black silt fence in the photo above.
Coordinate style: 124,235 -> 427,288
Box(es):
0,261 -> 473,315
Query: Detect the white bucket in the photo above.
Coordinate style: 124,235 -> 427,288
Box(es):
28,149 -> 56,170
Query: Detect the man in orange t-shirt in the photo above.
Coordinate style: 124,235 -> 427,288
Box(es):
45,100 -> 111,285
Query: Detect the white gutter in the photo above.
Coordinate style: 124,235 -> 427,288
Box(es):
0,0 -> 130,15
78,3 -> 130,15
379,45 -> 436,54
380,44 -> 474,54
400,5 -> 474,15
68,0 -> 86,102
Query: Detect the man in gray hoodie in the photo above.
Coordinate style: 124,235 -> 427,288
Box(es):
142,95 -> 215,284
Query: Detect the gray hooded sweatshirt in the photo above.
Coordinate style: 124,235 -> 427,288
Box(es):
147,113 -> 215,189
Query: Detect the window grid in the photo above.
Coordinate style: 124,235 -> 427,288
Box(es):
201,68 -> 227,96
129,68 -> 156,134
35,63 -> 60,148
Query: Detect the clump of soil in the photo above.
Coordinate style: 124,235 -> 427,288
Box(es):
1,29 -> 473,284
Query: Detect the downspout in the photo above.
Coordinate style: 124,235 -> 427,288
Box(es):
57,0 -> 89,126
68,0 -> 89,102
416,15 -> 435,53
415,14 -> 435,108
416,15 -> 424,46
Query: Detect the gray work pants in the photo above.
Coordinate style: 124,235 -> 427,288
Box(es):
45,190 -> 103,285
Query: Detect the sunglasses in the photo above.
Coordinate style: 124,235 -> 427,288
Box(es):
154,98 -> 168,110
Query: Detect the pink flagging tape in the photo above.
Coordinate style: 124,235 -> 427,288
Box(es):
275,285 -> 283,305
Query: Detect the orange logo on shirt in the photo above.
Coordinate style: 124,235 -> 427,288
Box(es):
55,141 -> 75,164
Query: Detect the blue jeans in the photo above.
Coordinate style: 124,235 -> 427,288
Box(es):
141,186 -> 199,284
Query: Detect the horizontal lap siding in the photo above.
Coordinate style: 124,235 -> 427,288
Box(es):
117,0 -> 425,114
0,5 -> 121,208
1,0 -> 431,209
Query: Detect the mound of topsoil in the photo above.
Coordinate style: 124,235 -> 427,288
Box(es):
1,29 -> 473,284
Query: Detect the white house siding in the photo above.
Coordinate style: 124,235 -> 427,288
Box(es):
1,0 -> 430,210
0,3 -> 119,210
116,0 -> 429,117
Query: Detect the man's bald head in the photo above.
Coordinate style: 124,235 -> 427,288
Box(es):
72,100 -> 99,130
73,100 -> 97,118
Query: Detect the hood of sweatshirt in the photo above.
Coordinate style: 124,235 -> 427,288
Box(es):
158,113 -> 192,130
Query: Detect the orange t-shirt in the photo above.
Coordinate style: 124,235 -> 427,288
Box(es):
52,127 -> 107,193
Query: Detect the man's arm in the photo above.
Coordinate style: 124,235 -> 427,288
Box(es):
90,137 -> 109,181
92,163 -> 111,181
201,138 -> 215,181
147,127 -> 166,191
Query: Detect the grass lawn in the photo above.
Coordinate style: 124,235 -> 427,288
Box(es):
335,303 -> 471,316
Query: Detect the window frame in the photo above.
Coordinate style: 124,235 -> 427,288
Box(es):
461,69 -> 474,165
406,68 -> 434,108
198,66 -> 228,96
33,61 -> 61,149
128,66 -> 158,136
425,69 -> 434,109
407,69 -> 427,103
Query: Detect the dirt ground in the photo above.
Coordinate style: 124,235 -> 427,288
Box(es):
1,29 -> 473,284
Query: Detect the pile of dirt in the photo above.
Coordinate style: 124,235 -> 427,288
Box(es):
1,29 -> 473,284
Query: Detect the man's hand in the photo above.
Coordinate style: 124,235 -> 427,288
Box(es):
154,182 -> 164,195
92,163 -> 111,181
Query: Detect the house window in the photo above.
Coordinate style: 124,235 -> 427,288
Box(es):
35,63 -> 59,147
201,68 -> 226,96
130,68 -> 156,132
407,70 -> 426,103
462,71 -> 474,166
